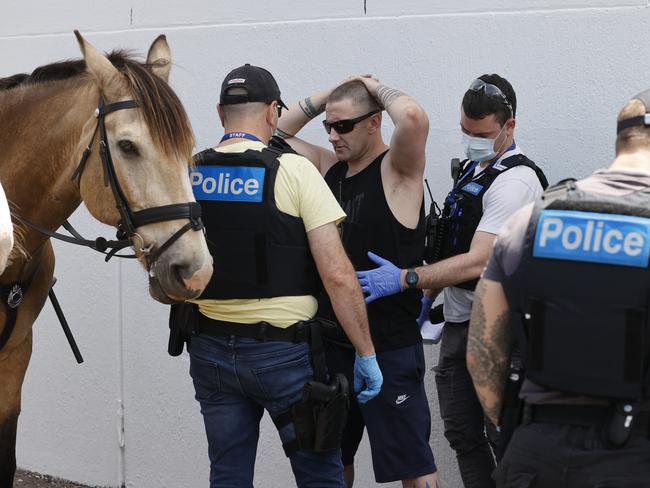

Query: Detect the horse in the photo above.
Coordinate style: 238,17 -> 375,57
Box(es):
0,32 -> 214,487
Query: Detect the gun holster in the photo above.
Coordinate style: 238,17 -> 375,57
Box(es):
168,302 -> 199,356
496,353 -> 524,461
274,319 -> 350,455
290,373 -> 350,453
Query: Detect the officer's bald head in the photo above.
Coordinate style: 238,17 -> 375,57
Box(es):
616,98 -> 650,155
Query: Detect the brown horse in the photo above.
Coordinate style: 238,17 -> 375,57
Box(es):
0,32 -> 213,487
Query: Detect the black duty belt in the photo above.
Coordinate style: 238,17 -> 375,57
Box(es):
197,313 -> 312,343
525,403 -> 650,432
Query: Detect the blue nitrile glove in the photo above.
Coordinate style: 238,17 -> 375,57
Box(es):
417,295 -> 435,328
356,252 -> 403,304
353,353 -> 383,404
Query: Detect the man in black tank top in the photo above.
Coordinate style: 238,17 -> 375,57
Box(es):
355,75 -> 547,488
277,78 -> 437,486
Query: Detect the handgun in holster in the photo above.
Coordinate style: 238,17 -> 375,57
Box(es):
496,351 -> 524,461
167,302 -> 199,356
278,319 -> 350,454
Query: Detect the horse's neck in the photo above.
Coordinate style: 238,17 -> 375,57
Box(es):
0,80 -> 97,268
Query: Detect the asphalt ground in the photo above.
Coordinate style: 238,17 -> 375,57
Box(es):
13,470 -> 97,488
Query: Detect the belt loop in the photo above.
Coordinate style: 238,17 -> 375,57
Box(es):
258,322 -> 269,342
522,403 -> 533,425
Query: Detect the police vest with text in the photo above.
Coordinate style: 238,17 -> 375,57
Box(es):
190,146 -> 319,299
440,153 -> 548,290
505,181 -> 650,400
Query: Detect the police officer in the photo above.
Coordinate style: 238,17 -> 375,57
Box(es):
355,74 -> 548,488
187,65 -> 382,488
467,91 -> 650,487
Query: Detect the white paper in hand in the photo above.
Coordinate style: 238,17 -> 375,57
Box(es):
420,320 -> 444,344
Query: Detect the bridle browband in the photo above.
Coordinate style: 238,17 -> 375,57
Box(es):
14,95 -> 204,269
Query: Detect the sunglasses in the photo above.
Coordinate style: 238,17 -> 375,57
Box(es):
322,109 -> 381,135
468,79 -> 513,117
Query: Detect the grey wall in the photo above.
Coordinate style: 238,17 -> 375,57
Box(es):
4,1 -> 650,487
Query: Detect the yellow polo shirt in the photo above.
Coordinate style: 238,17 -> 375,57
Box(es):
191,140 -> 345,328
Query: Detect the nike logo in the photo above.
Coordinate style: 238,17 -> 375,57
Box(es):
395,394 -> 410,405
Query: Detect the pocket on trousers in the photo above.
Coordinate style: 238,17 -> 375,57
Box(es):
189,356 -> 221,401
493,462 -> 538,488
253,354 -> 313,409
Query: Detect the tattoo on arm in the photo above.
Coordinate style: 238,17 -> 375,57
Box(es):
274,128 -> 294,139
376,84 -> 407,109
468,280 -> 514,423
299,97 -> 324,119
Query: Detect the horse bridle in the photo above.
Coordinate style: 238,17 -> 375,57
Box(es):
16,96 -> 204,269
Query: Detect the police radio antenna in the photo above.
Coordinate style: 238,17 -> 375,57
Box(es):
424,179 -> 434,203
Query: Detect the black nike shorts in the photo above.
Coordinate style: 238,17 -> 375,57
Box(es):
325,342 -> 437,482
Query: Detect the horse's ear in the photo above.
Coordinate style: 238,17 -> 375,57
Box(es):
147,35 -> 171,83
74,30 -> 124,100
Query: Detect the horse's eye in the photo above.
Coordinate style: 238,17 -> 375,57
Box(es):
118,140 -> 139,157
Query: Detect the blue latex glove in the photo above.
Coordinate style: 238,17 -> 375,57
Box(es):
356,252 -> 403,304
353,353 -> 383,404
417,295 -> 435,328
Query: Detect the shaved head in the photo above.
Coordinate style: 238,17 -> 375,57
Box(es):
328,80 -> 381,113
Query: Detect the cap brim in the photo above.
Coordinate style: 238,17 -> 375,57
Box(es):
278,99 -> 289,110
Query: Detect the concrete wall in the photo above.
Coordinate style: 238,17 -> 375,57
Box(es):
3,1 -> 649,486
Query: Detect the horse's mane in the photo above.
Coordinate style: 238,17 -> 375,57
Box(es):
0,50 -> 195,161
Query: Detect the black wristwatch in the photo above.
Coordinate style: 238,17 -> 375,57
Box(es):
405,267 -> 419,289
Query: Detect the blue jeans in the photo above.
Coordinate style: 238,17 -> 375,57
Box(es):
188,333 -> 345,488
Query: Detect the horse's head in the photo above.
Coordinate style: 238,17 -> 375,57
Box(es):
74,32 -> 212,304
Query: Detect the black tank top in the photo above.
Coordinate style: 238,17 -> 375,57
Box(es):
320,150 -> 425,352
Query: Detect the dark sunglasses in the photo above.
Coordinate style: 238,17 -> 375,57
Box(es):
322,109 -> 381,135
468,79 -> 513,117
276,104 -> 283,118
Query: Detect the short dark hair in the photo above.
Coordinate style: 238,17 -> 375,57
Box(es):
328,80 -> 381,113
462,74 -> 516,125
616,98 -> 650,155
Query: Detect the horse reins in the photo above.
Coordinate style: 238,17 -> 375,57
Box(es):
15,96 -> 204,269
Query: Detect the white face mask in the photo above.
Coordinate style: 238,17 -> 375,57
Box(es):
461,124 -> 507,162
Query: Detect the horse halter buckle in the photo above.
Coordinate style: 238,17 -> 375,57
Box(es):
7,284 -> 24,309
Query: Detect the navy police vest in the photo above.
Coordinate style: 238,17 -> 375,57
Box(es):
504,181 -> 650,400
441,152 -> 548,290
191,146 -> 319,299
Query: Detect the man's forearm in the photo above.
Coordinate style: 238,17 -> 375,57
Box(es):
366,81 -> 426,131
467,280 -> 513,425
325,273 -> 375,357
277,90 -> 330,138
401,252 -> 485,290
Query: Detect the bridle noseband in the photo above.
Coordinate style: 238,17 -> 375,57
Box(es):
16,96 -> 204,269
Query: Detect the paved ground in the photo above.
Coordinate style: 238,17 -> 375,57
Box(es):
13,470 -> 97,488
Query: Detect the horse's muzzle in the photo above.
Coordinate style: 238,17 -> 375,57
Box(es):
148,258 -> 212,304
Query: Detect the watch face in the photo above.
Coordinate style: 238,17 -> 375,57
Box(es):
406,270 -> 418,287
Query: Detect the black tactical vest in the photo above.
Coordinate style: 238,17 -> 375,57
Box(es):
441,152 -> 548,290
504,182 -> 650,400
192,146 -> 319,300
